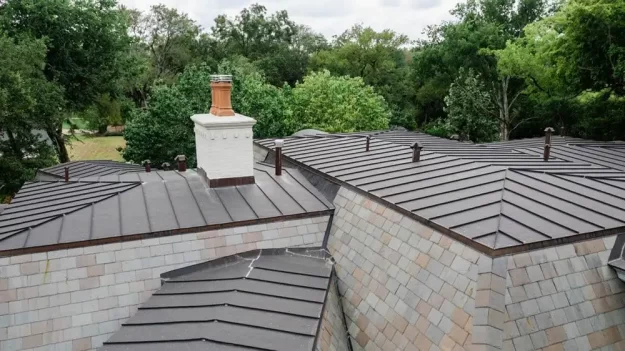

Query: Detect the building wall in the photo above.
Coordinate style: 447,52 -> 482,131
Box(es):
329,187 -> 481,351
317,274 -> 351,351
0,216 -> 330,351
503,237 -> 625,351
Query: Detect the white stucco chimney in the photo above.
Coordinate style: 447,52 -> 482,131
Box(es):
191,75 -> 257,187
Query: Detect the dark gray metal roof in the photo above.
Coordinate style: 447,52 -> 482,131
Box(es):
100,247 -> 333,351
37,160 -> 145,180
256,131 -> 625,253
0,164 -> 333,254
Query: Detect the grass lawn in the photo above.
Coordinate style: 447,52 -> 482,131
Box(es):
68,135 -> 125,161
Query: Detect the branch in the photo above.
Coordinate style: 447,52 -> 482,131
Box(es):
528,75 -> 550,96
508,87 -> 524,109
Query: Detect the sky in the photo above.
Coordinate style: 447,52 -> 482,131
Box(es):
119,0 -> 463,41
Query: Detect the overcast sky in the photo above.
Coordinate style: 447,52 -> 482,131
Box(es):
119,0 -> 463,41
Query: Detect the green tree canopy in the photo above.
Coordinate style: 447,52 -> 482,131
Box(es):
211,4 -> 324,86
444,69 -> 499,142
310,25 -> 414,128
0,0 -> 133,161
291,70 -> 390,133
0,33 -> 62,199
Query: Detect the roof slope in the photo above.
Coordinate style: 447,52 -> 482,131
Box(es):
0,164 -> 333,254
256,131 -> 625,253
37,160 -> 144,180
100,248 -> 333,351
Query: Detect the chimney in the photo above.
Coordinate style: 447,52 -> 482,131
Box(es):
174,155 -> 187,172
191,74 -> 257,187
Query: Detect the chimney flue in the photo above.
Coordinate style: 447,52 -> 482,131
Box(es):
543,144 -> 551,161
174,155 -> 187,172
210,75 -> 235,117
64,167 -> 69,182
411,142 -> 423,162
366,136 -> 371,151
143,160 -> 151,172
275,139 -> 284,176
561,126 -> 565,137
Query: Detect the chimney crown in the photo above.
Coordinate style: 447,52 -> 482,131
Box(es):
274,139 -> 285,148
209,74 -> 235,117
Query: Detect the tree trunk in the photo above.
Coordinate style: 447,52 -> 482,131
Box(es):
6,128 -> 23,158
47,127 -> 70,163
502,78 -> 510,141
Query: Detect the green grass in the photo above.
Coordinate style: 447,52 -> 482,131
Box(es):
62,118 -> 90,130
68,135 -> 125,161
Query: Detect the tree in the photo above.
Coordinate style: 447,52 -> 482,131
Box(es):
0,0 -> 133,162
547,0 -> 624,95
123,59 -> 291,166
310,25 -> 414,128
211,4 -> 323,86
444,69 -> 499,142
412,0 -> 553,138
291,70 -> 390,133
129,5 -> 202,84
495,0 -> 625,140
123,64 -> 212,167
0,33 -> 62,199
219,57 -> 293,138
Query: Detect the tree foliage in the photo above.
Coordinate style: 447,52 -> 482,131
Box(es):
310,25 -> 414,128
291,71 -> 390,133
444,69 -> 499,142
0,33 -> 61,199
0,0 -> 133,162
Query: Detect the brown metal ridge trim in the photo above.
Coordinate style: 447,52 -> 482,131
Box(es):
0,209 -> 334,258
253,143 -> 625,257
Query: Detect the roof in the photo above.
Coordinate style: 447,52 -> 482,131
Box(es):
36,160 -> 144,180
99,247 -> 333,351
0,163 -> 333,254
256,131 -> 625,254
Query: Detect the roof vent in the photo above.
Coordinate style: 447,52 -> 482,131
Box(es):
143,160 -> 151,173
174,155 -> 187,172
411,142 -> 423,162
544,127 -> 554,161
209,75 -> 235,117
274,139 -> 284,176
544,127 -> 554,145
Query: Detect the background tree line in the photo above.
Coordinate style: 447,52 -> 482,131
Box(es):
1,0 -> 623,199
